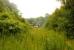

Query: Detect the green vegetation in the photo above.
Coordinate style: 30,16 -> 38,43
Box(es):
0,0 -> 29,36
0,28 -> 71,50
26,16 -> 47,27
0,0 -> 74,50
45,0 -> 74,39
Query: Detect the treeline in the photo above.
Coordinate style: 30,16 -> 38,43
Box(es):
0,0 -> 29,37
45,0 -> 74,39
26,16 -> 48,27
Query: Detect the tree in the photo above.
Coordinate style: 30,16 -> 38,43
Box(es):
45,0 -> 74,38
0,0 -> 29,36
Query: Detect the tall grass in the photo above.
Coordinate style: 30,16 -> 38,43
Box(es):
0,28 -> 73,50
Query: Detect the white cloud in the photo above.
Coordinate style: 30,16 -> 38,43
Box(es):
10,0 -> 61,18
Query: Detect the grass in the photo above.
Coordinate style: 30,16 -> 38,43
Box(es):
0,27 -> 73,50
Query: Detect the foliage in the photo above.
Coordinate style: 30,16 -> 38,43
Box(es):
0,27 -> 72,50
0,0 -> 29,36
26,16 -> 46,27
0,0 -> 74,50
45,0 -> 74,38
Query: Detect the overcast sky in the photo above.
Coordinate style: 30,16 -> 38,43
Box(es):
10,0 -> 61,18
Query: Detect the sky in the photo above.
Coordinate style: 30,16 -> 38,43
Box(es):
10,0 -> 61,18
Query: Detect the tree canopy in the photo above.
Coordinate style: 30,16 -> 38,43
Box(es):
0,0 -> 29,36
45,0 -> 74,38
